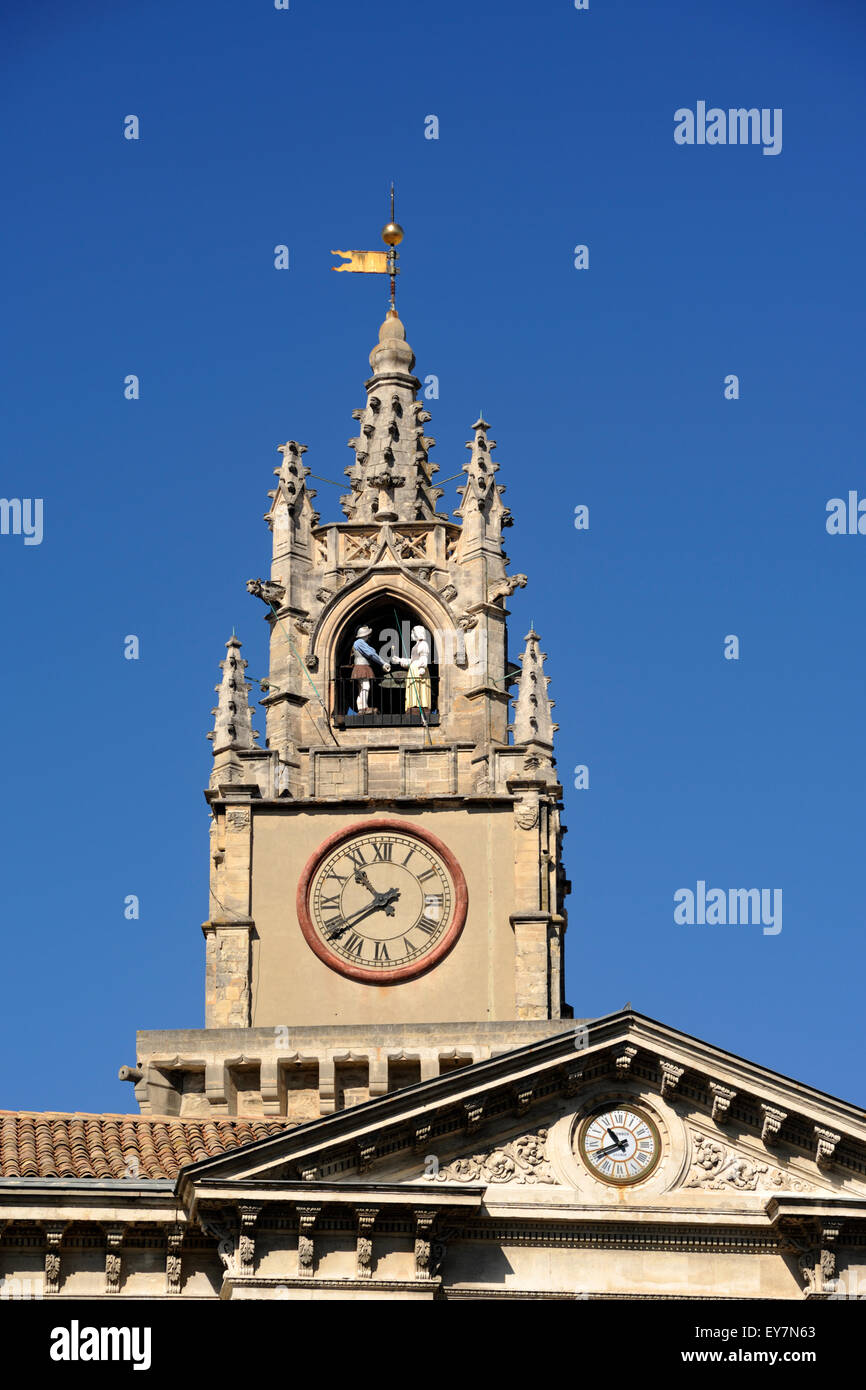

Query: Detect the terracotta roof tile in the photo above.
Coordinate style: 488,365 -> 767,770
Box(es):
0,1111 -> 287,1181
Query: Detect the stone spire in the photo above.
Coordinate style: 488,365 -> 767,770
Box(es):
265,440 -> 319,545
511,629 -> 558,749
208,635 -> 259,756
342,312 -> 446,524
454,416 -> 512,534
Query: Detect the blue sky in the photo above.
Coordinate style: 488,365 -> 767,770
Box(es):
2,0 -> 864,1113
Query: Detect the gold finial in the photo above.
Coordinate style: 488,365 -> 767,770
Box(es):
382,182 -> 403,313
381,183 -> 404,247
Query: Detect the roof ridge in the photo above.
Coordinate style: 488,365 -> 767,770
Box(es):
0,1109 -> 287,1125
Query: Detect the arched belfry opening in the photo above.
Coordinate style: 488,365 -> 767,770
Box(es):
332,598 -> 440,728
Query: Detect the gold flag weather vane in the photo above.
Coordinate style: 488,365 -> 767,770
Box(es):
331,183 -> 404,312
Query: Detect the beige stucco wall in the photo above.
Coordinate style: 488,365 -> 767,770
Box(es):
250,804 -> 517,1027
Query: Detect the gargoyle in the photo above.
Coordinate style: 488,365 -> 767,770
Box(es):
246,578 -> 286,606
488,573 -> 527,603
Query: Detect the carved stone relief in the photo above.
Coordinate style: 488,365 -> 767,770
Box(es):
683,1131 -> 814,1193
430,1127 -> 556,1186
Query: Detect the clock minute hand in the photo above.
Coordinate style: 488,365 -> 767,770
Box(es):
328,888 -> 401,939
328,901 -> 383,938
607,1127 -> 628,1152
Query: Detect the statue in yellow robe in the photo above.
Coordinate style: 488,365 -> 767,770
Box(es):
397,625 -> 432,711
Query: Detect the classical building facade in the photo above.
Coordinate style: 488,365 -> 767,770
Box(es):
1,305 -> 864,1301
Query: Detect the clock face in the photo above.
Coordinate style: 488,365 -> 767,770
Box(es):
296,820 -> 468,983
578,1105 -> 661,1185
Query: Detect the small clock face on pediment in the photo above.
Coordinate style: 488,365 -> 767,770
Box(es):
297,820 -> 468,983
577,1104 -> 662,1186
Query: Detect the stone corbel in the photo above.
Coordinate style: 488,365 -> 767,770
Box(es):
199,1209 -> 238,1276
204,1060 -> 228,1110
709,1083 -> 737,1124
165,1224 -> 184,1297
814,1127 -> 841,1170
778,1218 -> 842,1298
413,1122 -> 432,1152
413,1210 -> 438,1282
761,1105 -> 787,1145
615,1046 -> 638,1074
259,1056 -> 280,1114
512,1083 -> 535,1116
297,1206 -> 321,1278
356,1208 -> 378,1281
318,1056 -> 336,1115
464,1099 -> 485,1134
659,1061 -> 684,1098
562,1064 -> 584,1097
104,1224 -> 125,1296
44,1223 -> 67,1296
357,1141 -> 377,1173
238,1203 -> 262,1277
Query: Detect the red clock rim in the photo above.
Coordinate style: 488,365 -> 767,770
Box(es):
296,818 -> 469,984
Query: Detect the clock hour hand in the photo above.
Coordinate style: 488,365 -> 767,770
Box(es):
594,1130 -> 629,1157
352,870 -> 399,917
353,869 -> 378,897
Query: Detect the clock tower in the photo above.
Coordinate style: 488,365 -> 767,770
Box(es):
126,272 -> 573,1122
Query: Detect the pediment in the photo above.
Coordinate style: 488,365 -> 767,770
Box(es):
177,1011 -> 866,1221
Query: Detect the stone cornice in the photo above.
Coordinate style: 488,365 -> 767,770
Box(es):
206,794 -> 516,812
172,1011 -> 866,1207
188,1180 -> 484,1216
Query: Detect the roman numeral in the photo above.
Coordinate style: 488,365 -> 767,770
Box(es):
343,932 -> 365,957
325,869 -> 348,885
402,937 -> 416,957
344,847 -> 367,870
324,917 -> 344,938
424,893 -> 443,915
319,894 -> 341,912
371,839 -> 393,861
416,916 -> 438,935
373,941 -> 390,961
417,867 -> 437,882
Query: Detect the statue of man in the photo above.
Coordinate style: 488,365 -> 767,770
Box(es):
350,625 -> 390,712
396,625 -> 432,712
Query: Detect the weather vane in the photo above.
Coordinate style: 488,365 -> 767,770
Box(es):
331,183 -> 404,313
